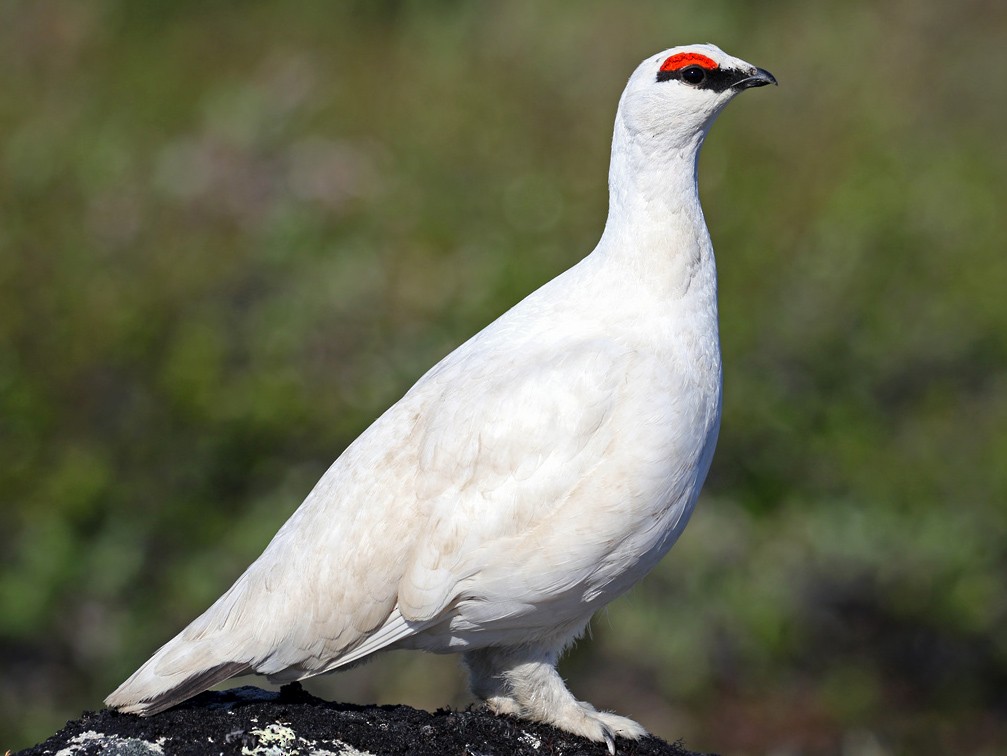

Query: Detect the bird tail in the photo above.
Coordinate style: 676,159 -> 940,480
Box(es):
104,534 -> 418,715
104,630 -> 251,715
105,575 -> 261,715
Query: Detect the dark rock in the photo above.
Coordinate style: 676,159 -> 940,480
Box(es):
14,683 -> 713,756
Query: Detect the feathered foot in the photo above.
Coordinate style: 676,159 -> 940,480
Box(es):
464,645 -> 647,754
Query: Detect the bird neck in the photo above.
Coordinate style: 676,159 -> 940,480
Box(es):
594,119 -> 716,300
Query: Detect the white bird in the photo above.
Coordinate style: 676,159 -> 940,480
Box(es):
106,44 -> 775,752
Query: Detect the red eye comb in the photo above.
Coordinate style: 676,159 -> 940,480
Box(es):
659,52 -> 718,72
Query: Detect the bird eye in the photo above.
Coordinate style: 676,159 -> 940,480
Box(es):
681,66 -> 706,85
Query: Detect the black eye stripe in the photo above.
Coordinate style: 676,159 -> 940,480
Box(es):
656,66 -> 754,93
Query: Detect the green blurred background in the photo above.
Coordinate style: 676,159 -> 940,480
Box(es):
2,1 -> 1005,753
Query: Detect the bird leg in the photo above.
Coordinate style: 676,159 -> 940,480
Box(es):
463,645 -> 647,754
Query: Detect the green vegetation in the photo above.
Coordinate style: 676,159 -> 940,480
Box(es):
2,1 -> 1004,753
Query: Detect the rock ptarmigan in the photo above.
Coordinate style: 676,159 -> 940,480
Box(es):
106,44 -> 776,752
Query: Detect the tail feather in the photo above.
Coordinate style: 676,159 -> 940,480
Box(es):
106,567 -> 262,715
105,639 -> 250,716
105,534 -> 419,715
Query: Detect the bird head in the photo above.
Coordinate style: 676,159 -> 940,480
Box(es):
616,44 -> 776,150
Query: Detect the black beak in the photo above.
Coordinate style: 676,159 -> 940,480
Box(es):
734,66 -> 778,90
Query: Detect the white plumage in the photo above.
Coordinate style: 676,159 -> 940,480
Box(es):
107,44 -> 775,752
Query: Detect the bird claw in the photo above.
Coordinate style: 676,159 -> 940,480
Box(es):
604,727 -> 616,755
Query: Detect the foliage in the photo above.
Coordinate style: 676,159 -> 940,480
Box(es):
2,1 -> 1005,753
